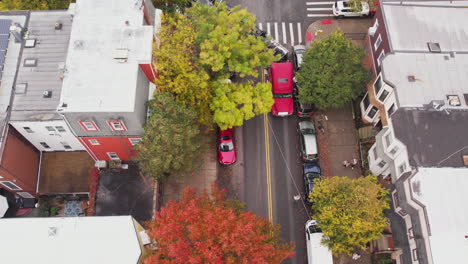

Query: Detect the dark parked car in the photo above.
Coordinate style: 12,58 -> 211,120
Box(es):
293,78 -> 315,117
303,162 -> 321,204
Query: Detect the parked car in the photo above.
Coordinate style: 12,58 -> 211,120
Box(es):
305,220 -> 334,264
270,62 -> 294,116
254,28 -> 288,62
298,121 -> 318,161
332,1 -> 370,17
218,128 -> 236,165
293,79 -> 315,117
292,45 -> 306,71
303,162 -> 321,204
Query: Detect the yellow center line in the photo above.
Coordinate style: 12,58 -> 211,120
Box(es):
262,67 -> 274,223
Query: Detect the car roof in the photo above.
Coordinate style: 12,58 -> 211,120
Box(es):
303,134 -> 318,155
299,120 -> 315,130
304,162 -> 321,174
293,45 -> 306,52
271,62 -> 293,93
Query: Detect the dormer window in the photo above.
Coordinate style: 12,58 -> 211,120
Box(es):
79,121 -> 99,131
108,120 -> 127,131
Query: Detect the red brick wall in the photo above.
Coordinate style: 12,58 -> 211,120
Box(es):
0,126 -> 40,195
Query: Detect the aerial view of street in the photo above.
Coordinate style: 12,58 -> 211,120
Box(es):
0,0 -> 467,264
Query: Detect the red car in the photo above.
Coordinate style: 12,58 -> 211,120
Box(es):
218,128 -> 236,165
270,62 -> 294,116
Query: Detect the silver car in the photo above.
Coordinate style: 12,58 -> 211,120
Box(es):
293,45 -> 306,71
298,121 -> 318,162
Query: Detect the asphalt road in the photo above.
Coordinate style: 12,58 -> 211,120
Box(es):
216,1 -> 336,263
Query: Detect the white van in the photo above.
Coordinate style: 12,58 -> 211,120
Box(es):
305,220 -> 333,264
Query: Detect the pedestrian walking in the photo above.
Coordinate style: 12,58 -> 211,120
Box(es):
342,160 -> 350,168
351,158 -> 358,170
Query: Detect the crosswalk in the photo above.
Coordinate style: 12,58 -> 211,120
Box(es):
258,22 -> 303,46
306,1 -> 335,18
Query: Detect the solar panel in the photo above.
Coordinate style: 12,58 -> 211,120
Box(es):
0,39 -> 8,51
0,19 -> 12,35
0,51 -> 6,65
0,20 -> 11,81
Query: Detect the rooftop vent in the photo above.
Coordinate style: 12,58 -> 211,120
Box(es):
407,75 -> 416,82
24,38 -> 36,48
54,22 -> 62,30
450,51 -> 456,58
427,42 -> 441,53
447,95 -> 461,106
23,58 -> 37,67
15,83 -> 27,94
73,40 -> 84,50
43,90 -> 52,98
113,48 -> 129,60
48,226 -> 58,236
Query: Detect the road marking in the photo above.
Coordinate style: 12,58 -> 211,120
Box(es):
307,14 -> 334,17
262,68 -> 273,223
306,1 -> 334,5
282,22 -> 287,44
307,7 -> 333,11
274,22 -> 279,42
266,22 -> 271,36
289,23 -> 294,46
258,23 -> 263,31
297,23 -> 302,44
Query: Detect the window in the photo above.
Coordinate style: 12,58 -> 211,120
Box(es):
278,78 -> 288,83
61,142 -> 72,150
108,120 -> 127,131
373,76 -> 383,95
40,142 -> 50,149
378,90 -> 389,102
412,249 -> 419,261
362,93 -> 370,110
408,227 -> 414,239
129,138 -> 142,146
399,163 -> 407,175
374,34 -> 382,51
45,126 -> 55,132
377,50 -> 385,67
107,152 -> 120,160
88,139 -> 100,145
384,133 -> 393,147
17,192 -> 34,198
389,146 -> 399,156
392,192 -> 399,208
23,58 -> 37,67
55,126 -> 66,132
388,104 -> 395,117
377,160 -> 387,168
372,147 -> 378,160
447,95 -> 461,106
367,106 -> 378,119
23,127 -> 34,133
79,121 -> 99,131
0,181 -> 21,190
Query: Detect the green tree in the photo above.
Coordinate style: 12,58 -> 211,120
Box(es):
151,0 -> 192,14
133,93 -> 202,181
296,30 -> 369,109
155,13 -> 213,126
0,0 -> 71,10
310,175 -> 389,256
211,81 -> 273,130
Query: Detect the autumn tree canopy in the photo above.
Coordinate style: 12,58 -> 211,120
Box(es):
310,176 -> 389,256
154,3 -> 275,129
0,0 -> 71,10
144,186 -> 295,263
133,93 -> 202,181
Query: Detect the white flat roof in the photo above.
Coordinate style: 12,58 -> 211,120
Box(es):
0,216 -> 142,264
383,4 -> 468,52
60,0 -> 153,112
411,168 -> 468,263
382,53 -> 468,108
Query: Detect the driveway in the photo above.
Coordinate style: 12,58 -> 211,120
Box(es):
95,163 -> 153,222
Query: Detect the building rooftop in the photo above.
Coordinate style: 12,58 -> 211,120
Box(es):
410,167 -> 468,263
60,0 -> 153,113
382,53 -> 468,108
392,109 -> 468,167
10,11 -> 72,121
382,2 -> 468,52
0,216 -> 143,264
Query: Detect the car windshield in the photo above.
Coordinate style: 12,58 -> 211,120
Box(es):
274,93 -> 293,98
301,128 -> 315,134
219,142 -> 234,152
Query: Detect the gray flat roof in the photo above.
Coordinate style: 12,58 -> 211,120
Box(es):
382,3 -> 468,52
10,11 -> 72,121
382,53 -> 468,108
392,109 -> 468,167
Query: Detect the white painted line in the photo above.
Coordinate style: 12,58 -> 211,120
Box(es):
258,23 -> 263,31
307,14 -> 335,17
306,1 -> 334,5
274,22 -> 279,41
282,22 -> 287,44
297,23 -> 302,44
289,23 -> 294,46
307,7 -> 333,11
267,22 -> 271,36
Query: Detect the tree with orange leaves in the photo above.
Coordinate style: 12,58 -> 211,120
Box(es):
144,186 -> 294,264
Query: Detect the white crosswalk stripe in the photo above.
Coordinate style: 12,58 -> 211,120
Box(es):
258,22 -> 304,46
306,1 -> 335,18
